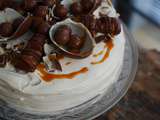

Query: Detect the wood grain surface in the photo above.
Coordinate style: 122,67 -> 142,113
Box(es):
95,49 -> 160,120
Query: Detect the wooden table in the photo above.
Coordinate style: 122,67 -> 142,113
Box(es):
95,49 -> 160,120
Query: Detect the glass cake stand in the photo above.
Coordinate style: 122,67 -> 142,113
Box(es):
0,24 -> 138,120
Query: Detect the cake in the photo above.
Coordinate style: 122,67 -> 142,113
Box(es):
0,0 -> 125,113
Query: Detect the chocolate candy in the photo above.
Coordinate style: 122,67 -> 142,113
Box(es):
80,0 -> 94,13
0,22 -> 13,37
81,15 -> 97,35
22,49 -> 41,61
42,0 -> 55,7
15,33 -> 46,72
54,25 -> 71,45
16,55 -> 38,72
0,55 -> 7,67
70,2 -> 83,15
68,34 -> 84,49
81,15 -> 121,36
97,16 -> 121,35
12,17 -> 24,31
34,6 -> 48,18
31,17 -> 44,31
31,33 -> 46,43
80,0 -> 102,14
54,4 -> 68,19
23,0 -> 37,11
37,21 -> 51,35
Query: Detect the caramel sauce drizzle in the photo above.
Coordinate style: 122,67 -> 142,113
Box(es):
56,55 -> 64,60
93,45 -> 106,58
91,40 -> 114,65
37,64 -> 88,82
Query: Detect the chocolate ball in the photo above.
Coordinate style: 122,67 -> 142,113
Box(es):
23,0 -> 37,11
34,6 -> 48,18
29,33 -> 46,46
82,15 -> 97,32
80,0 -> 94,13
32,17 -> 44,30
68,34 -> 84,49
70,2 -> 83,15
54,4 -> 68,19
42,0 -> 55,7
12,17 -> 24,31
37,21 -> 51,35
54,25 -> 72,45
31,33 -> 46,43
0,22 -> 13,37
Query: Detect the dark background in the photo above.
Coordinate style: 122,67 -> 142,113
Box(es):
114,0 -> 160,51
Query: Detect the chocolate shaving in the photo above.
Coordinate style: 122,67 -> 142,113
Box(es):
95,35 -> 105,43
48,54 -> 62,72
0,55 -> 7,67
0,49 -> 19,67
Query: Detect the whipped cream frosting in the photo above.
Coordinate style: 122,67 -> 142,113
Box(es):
0,28 -> 125,112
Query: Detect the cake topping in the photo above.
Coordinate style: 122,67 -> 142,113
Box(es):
91,39 -> 114,65
0,54 -> 7,67
54,4 -> 68,20
0,0 -> 121,81
50,19 -> 95,59
0,22 -> 13,37
12,17 -> 24,31
81,0 -> 94,13
54,25 -> 72,45
0,15 -> 33,42
70,2 -> 83,16
42,0 -> 56,7
68,34 -> 84,50
14,34 -> 46,72
23,0 -> 37,11
36,21 -> 51,35
31,17 -> 44,31
97,16 -> 121,35
34,6 -> 48,18
37,64 -> 88,82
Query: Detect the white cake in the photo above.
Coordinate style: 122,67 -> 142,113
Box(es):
0,0 -> 126,113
